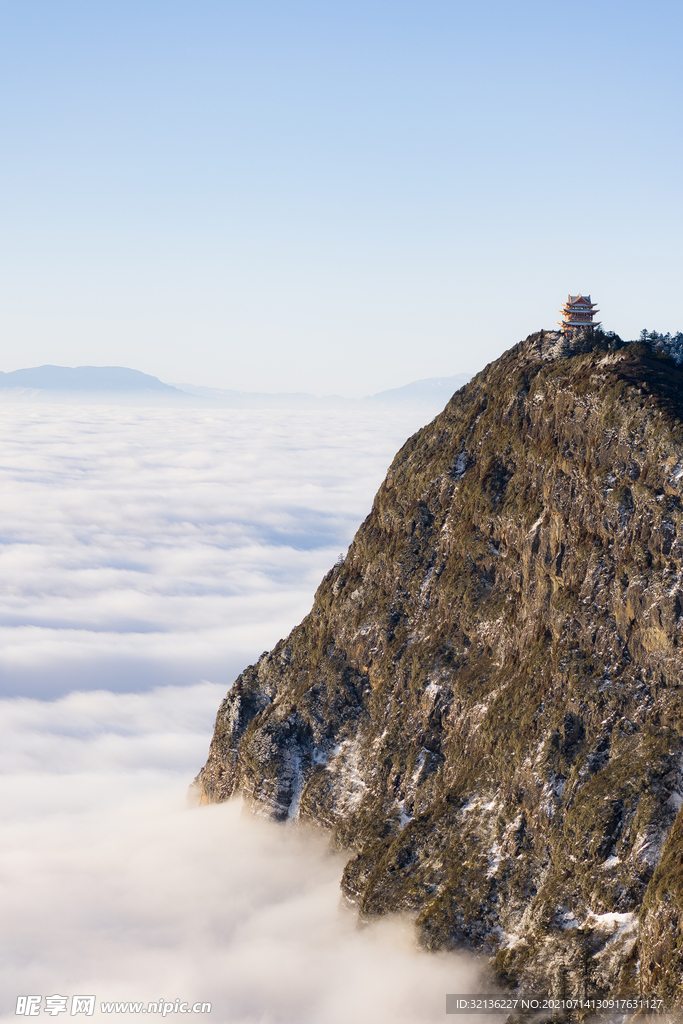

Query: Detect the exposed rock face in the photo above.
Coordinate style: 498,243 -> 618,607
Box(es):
196,330 -> 683,1001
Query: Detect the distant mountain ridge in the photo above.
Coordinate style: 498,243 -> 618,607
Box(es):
0,365 -> 472,412
172,374 -> 473,409
362,374 -> 472,406
0,365 -> 180,393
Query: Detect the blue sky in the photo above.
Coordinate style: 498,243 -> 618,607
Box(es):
1,0 -> 681,394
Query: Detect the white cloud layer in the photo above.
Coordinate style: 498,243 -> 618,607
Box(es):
0,684 -> 481,1023
0,401 -> 483,1022
0,402 -> 427,697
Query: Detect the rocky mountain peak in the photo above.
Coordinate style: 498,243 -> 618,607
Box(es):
518,328 -> 623,363
196,331 -> 683,1002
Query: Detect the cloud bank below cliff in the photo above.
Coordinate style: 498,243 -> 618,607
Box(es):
0,398 -> 482,1021
0,683 -> 481,1023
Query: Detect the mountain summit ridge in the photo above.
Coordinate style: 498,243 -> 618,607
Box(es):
196,329 -> 683,1001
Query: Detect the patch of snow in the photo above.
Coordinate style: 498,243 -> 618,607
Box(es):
453,451 -> 469,480
461,796 -> 480,814
529,513 -> 545,534
598,353 -> 626,367
286,751 -> 304,821
589,912 -> 635,928
371,730 -> 388,749
486,842 -> 503,877
410,751 -> 427,789
602,855 -> 621,870
331,739 -> 368,814
587,911 -> 637,944
419,567 -> 434,596
461,795 -> 498,818
668,791 -> 683,812
633,831 -> 664,870
395,800 -> 413,829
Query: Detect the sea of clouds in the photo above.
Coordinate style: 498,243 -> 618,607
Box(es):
0,403 -> 427,697
0,400 -> 481,1022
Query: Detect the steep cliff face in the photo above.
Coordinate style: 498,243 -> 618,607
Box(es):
196,330 -> 683,1000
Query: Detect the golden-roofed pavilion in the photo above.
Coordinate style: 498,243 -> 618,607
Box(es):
558,294 -> 601,334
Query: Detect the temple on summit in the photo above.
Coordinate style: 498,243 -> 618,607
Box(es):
558,294 -> 601,334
